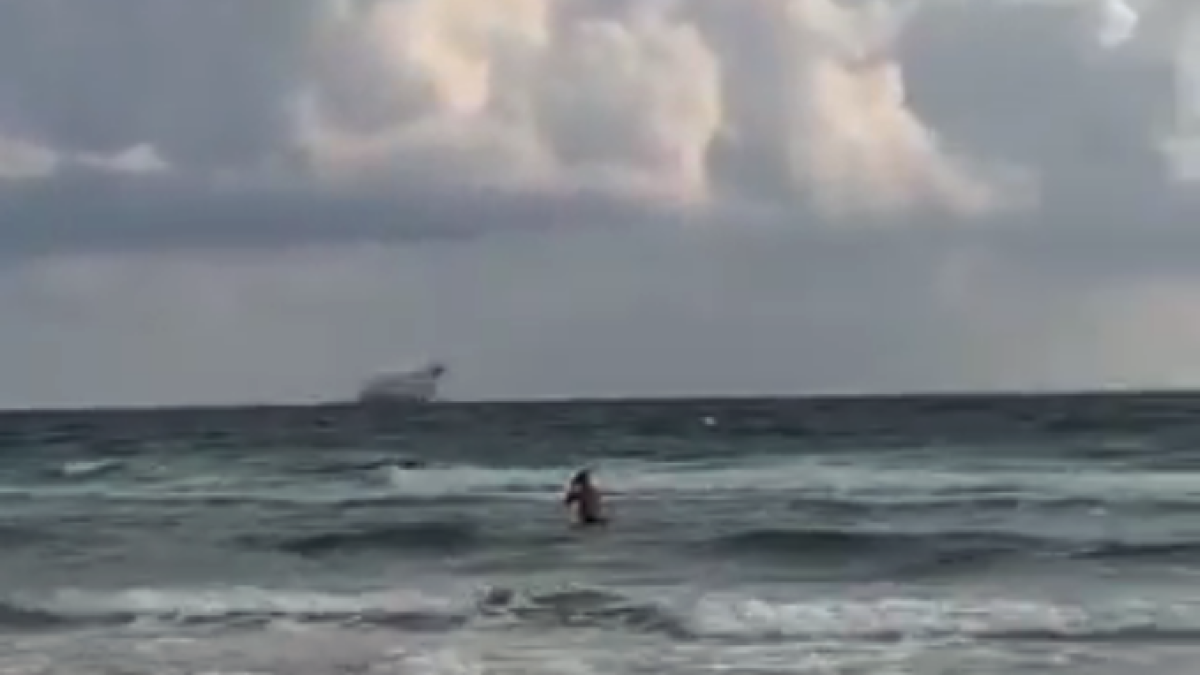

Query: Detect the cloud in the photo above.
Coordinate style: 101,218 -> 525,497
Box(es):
0,229 -> 1069,406
0,0 -> 1197,406
0,0 -> 1193,236
295,0 -> 1021,216
9,221 -> 1200,408
0,132 -> 167,181
295,0 -> 726,203
0,133 -> 58,180
0,0 -> 312,170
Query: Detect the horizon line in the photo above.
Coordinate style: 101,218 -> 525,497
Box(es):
0,384 -> 1195,417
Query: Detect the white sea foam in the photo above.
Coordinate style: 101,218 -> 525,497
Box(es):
12,582 -> 1200,640
682,592 -> 1200,640
56,458 -> 124,478
376,459 -> 1200,506
2,585 -> 1196,673
29,586 -> 461,621
5,453 -> 1200,510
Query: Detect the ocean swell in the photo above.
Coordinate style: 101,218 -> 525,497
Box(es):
702,526 -> 1200,572
264,521 -> 484,557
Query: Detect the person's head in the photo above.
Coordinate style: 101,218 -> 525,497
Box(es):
571,469 -> 592,487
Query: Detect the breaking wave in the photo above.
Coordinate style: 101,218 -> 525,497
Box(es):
5,584 -> 1200,646
8,458 -> 1200,510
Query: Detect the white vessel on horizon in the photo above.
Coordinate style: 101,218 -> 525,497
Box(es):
357,362 -> 447,404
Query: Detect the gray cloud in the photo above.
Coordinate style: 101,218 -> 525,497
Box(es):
0,0 -> 314,168
0,170 -> 677,260
4,221 -> 1188,409
899,1 -> 1177,212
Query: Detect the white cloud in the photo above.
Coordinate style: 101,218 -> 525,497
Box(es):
1163,5 -> 1200,179
78,143 -> 170,175
0,132 -> 168,181
293,0 -> 1028,216
1092,0 -> 1140,48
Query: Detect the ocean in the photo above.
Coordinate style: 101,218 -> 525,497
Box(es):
2,394 -> 1200,674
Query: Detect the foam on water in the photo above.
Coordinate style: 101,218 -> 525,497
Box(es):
28,586 -> 461,621
7,456 -> 1200,508
2,583 -> 1199,674
56,459 -> 124,478
5,582 -> 1200,642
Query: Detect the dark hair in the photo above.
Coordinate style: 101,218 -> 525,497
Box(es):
571,469 -> 591,485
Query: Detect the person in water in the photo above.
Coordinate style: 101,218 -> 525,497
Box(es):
563,469 -> 607,526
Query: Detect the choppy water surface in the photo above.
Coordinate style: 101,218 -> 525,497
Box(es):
3,394 -> 1200,673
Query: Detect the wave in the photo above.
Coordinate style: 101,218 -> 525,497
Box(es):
8,458 -> 1200,511
237,516 -> 1200,572
0,587 -> 466,632
699,527 -> 1043,579
0,586 -> 669,635
0,524 -> 55,549
52,459 -> 124,479
372,461 -> 1200,506
1078,540 -> 1200,562
245,520 -> 576,559
684,594 -> 1200,644
235,513 -> 1200,573
7,584 -> 1200,646
0,485 -> 495,507
260,521 -> 485,557
786,493 -> 1198,515
706,527 -> 1035,563
4,483 -> 1197,519
291,457 -> 431,476
703,526 -> 1200,572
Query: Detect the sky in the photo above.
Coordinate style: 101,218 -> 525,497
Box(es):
0,0 -> 1198,408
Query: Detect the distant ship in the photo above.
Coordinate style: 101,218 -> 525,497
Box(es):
357,362 -> 447,404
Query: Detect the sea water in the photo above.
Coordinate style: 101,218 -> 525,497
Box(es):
1,394 -> 1199,673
